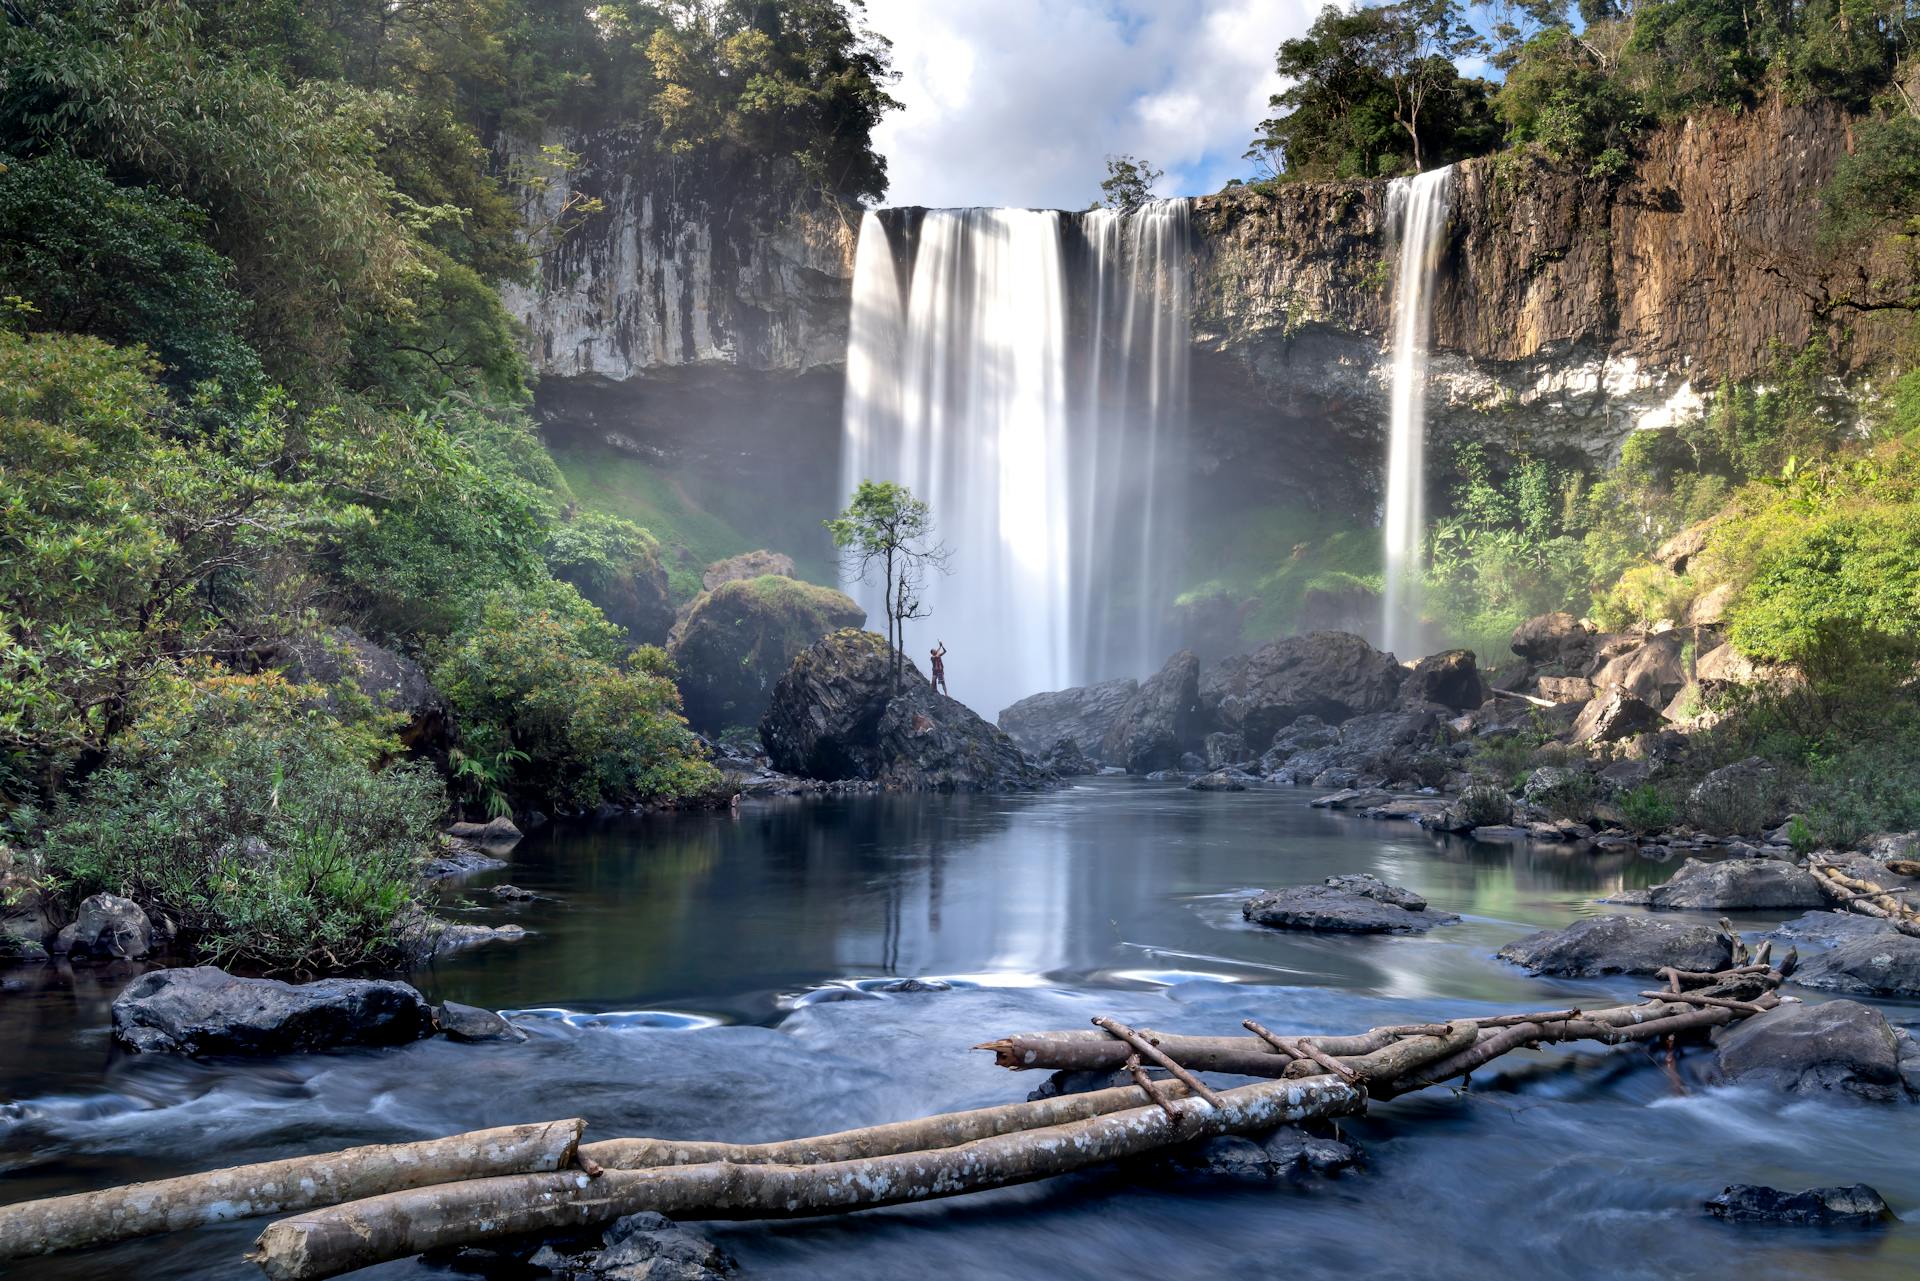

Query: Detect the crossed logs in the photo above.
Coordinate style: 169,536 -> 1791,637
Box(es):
0,954 -> 1789,1280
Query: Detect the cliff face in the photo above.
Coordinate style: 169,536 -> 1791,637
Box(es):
1192,101 -> 1910,474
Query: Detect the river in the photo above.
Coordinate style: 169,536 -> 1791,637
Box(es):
2,779 -> 1915,1279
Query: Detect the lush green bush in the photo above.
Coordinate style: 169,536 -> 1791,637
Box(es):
431,584 -> 720,810
1458,782 -> 1513,827
34,666 -> 438,974
1616,784 -> 1677,835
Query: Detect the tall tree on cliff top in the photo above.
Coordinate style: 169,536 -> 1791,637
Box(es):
826,481 -> 950,694
1100,155 -> 1164,212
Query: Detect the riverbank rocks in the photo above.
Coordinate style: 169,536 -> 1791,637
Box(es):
1688,757 -> 1784,832
668,574 -> 865,732
1400,649 -> 1487,711
760,629 -> 1046,791
528,1211 -> 735,1280
997,676 -> 1139,760
1244,875 -> 1458,933
1711,1000 -> 1908,1101
435,1001 -> 528,1044
1765,911 -> 1895,947
1200,631 -> 1406,746
1589,630 -> 1690,707
1791,934 -> 1920,997
549,522 -> 674,645
49,894 -> 152,962
423,839 -> 509,880
1039,736 -> 1097,777
1101,651 -> 1204,774
1706,1184 -> 1893,1227
446,815 -> 524,845
112,967 -> 435,1056
1634,858 -> 1826,910
1189,770 -> 1248,792
1511,612 -> 1597,665
1497,914 -> 1733,976
1572,688 -> 1665,743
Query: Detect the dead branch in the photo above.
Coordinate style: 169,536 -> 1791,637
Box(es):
1093,1016 -> 1225,1108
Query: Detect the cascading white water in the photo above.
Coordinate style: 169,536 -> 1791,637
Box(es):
839,202 -> 1190,716
1380,166 -> 1453,658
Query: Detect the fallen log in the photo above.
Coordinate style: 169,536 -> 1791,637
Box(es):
1810,861 -> 1920,938
247,1077 -> 1364,1281
0,1119 -> 584,1262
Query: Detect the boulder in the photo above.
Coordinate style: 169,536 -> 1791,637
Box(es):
549,524 -> 674,646
1243,880 -> 1458,933
1641,858 -> 1825,911
1764,911 -> 1896,947
112,967 -> 435,1056
1711,999 -> 1907,1102
1188,770 -> 1248,792
1572,689 -> 1665,743
1791,934 -> 1920,997
1199,631 -> 1406,745
1203,731 -> 1249,769
668,575 -> 865,732
1322,873 -> 1429,910
1695,642 -> 1760,689
1511,612 -> 1596,665
1263,715 -> 1339,762
997,677 -> 1140,760
529,1211 -> 734,1280
445,815 -> 524,845
1401,649 -> 1487,711
49,893 -> 152,961
422,840 -> 508,880
760,630 -> 1046,791
1262,1126 -> 1362,1176
1497,915 -> 1733,976
1587,631 -> 1690,707
1687,757 -> 1783,832
1174,1135 -> 1277,1181
1100,651 -> 1204,774
1535,675 -> 1595,703
1705,1184 -> 1892,1227
702,549 -> 795,592
435,1002 -> 528,1044
259,626 -> 449,751
1038,736 -> 1097,777
0,849 -> 57,962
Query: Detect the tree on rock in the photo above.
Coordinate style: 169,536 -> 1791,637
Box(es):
1099,155 -> 1163,212
826,481 -> 949,693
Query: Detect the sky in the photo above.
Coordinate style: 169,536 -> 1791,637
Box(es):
861,0 -> 1321,210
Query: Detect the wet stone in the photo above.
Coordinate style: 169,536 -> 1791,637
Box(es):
1706,1184 -> 1892,1227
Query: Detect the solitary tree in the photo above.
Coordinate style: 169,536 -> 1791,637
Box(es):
1099,154 -> 1164,213
825,480 -> 951,692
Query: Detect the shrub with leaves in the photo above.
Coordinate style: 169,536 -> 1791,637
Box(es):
1616,784 -> 1676,835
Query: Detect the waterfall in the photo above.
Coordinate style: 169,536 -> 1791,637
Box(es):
1380,166 -> 1453,659
838,202 -> 1190,716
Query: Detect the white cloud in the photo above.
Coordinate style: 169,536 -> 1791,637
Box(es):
860,0 -> 1319,209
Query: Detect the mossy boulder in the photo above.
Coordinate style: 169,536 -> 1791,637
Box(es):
546,515 -> 674,645
669,575 -> 865,732
703,549 -> 796,591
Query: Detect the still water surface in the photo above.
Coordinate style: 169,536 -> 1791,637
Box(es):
3,779 -> 1916,1279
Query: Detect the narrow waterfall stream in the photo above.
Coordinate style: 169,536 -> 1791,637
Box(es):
1380,166 -> 1453,658
839,202 -> 1190,716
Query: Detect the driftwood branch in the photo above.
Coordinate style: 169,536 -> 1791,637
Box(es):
1093,1016 -> 1225,1108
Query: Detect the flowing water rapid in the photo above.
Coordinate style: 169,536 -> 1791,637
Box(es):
3,782 -> 1917,1280
1380,167 -> 1454,658
839,204 -> 1190,717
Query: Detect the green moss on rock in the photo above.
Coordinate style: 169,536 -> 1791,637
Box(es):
668,576 -> 865,731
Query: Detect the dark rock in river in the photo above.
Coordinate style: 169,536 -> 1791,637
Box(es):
1174,1135 -> 1277,1181
422,838 -> 509,880
1706,1183 -> 1893,1227
998,675 -> 1139,760
1038,736 -> 1096,777
1243,877 -> 1458,933
1497,914 -> 1733,976
112,966 -> 435,1056
257,626 -> 450,753
1262,1125 -> 1363,1176
668,574 -> 865,732
1200,631 -> 1406,745
435,1001 -> 528,1044
1100,651 -> 1204,774
1638,858 -> 1826,910
760,629 -> 1046,791
446,815 -> 524,845
530,1210 -> 735,1279
1711,1000 -> 1909,1102
1790,933 -> 1920,997
1400,649 -> 1488,711
1189,770 -> 1248,792
48,893 -> 152,961
1764,911 -> 1896,947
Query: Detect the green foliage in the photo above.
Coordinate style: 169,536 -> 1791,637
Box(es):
1530,767 -> 1602,821
0,151 -> 262,398
544,511 -> 664,595
1821,113 -> 1920,247
1617,783 -> 1677,835
1100,155 -> 1164,212
34,666 -> 438,974
1458,781 -> 1514,826
827,480 -> 948,687
431,585 -> 720,810
1496,28 -> 1643,172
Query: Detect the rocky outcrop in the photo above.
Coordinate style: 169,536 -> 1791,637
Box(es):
1101,652 -> 1203,774
259,627 -> 450,752
760,629 -> 1046,791
49,894 -> 153,962
998,676 -> 1140,760
1400,649 -> 1486,711
1200,631 -> 1406,746
1243,875 -> 1458,933
668,574 -> 865,732
703,549 -> 797,591
112,967 -> 436,1056
1639,858 -> 1826,911
1497,915 -> 1733,977
1711,999 -> 1909,1102
1792,934 -> 1920,997
552,537 -> 675,647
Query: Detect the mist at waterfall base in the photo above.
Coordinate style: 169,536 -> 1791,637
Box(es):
1380,166 -> 1453,660
840,203 -> 1190,717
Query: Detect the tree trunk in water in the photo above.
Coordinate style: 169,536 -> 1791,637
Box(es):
249,1078 -> 1362,1280
0,1119 -> 583,1262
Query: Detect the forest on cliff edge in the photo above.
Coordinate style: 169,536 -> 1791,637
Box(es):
7,0 -> 1920,972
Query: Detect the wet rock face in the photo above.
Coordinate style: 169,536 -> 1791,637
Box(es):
1706,1184 -> 1893,1227
1711,1000 -> 1909,1102
112,967 -> 435,1056
528,1210 -> 736,1280
1642,858 -> 1826,911
668,575 -> 865,733
1102,652 -> 1204,774
1244,876 -> 1458,933
1200,631 -> 1406,747
1791,934 -> 1920,998
760,629 -> 1046,791
1497,914 -> 1733,977
998,676 -> 1141,760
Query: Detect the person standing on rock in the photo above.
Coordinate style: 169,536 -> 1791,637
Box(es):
930,641 -> 949,695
